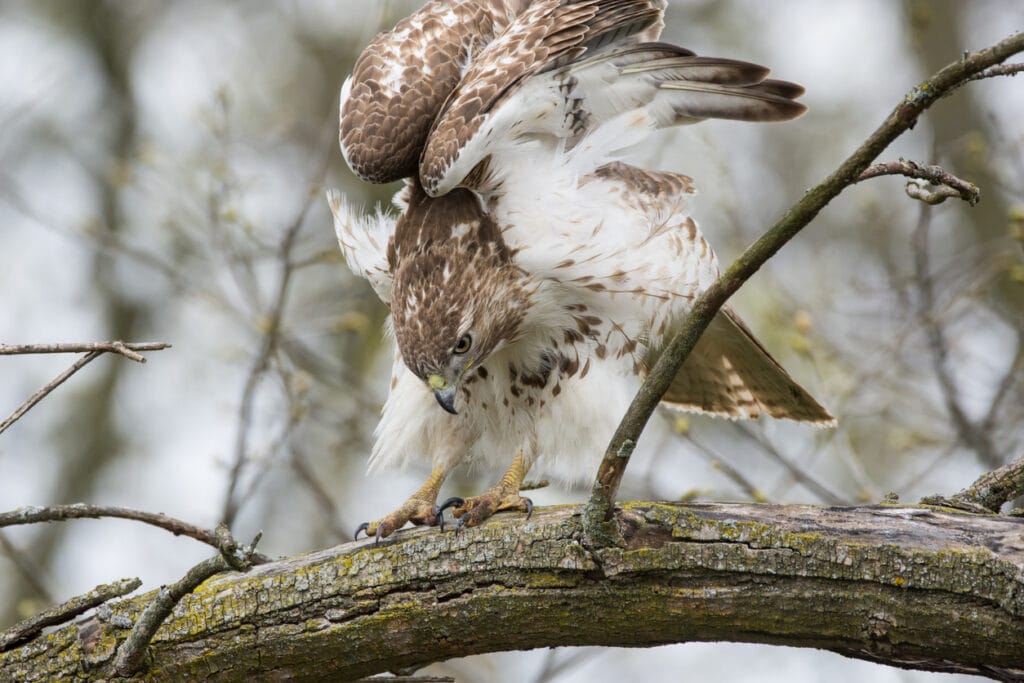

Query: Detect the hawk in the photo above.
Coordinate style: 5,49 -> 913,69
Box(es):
328,0 -> 833,540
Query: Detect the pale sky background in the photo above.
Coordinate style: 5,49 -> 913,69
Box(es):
1,1 -> 1022,681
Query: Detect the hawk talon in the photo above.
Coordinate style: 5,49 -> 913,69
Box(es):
438,497 -> 465,532
354,521 -> 370,541
438,496 -> 465,514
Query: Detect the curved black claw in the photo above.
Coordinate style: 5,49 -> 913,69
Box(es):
354,522 -> 370,541
524,497 -> 534,520
438,496 -> 465,514
437,497 -> 465,533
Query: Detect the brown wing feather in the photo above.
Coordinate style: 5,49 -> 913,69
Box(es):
339,0 -> 531,184
661,308 -> 835,425
590,161 -> 694,197
419,0 -> 664,195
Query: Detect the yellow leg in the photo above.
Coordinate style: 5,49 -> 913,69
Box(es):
355,466 -> 448,542
439,452 -> 534,530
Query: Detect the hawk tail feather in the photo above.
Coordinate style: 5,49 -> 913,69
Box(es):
660,308 -> 835,426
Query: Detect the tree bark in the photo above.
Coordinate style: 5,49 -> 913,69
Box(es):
3,502 -> 1023,681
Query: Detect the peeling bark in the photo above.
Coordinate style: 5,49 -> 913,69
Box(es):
2,502 -> 1023,681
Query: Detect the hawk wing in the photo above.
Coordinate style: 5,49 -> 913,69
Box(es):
419,0 -> 804,197
339,0 -> 532,184
419,0 -> 665,195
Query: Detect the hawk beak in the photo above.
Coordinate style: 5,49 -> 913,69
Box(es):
428,374 -> 458,415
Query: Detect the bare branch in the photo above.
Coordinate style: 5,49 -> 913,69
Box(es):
733,423 -> 848,504
0,504 -> 270,564
0,351 -> 102,437
220,140 -> 334,528
924,452 -> 1024,513
682,432 -> 768,503
582,31 -> 1024,546
0,342 -> 171,436
857,160 -> 980,205
966,61 -> 1024,83
0,577 -> 140,651
904,180 -> 972,205
114,529 -> 262,676
289,446 -> 350,542
983,337 -> 1024,432
911,204 -> 1002,469
114,559 -> 229,676
0,342 -> 171,362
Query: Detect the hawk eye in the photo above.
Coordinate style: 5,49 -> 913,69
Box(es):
452,334 -> 473,355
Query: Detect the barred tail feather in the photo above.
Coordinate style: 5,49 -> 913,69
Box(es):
660,308 -> 835,426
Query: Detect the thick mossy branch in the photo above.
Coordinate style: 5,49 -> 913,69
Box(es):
2,503 -> 1022,681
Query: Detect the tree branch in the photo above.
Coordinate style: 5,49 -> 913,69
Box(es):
923,452 -> 1024,514
583,31 -> 1024,545
220,141 -> 333,528
0,578 -> 140,652
0,342 -> 171,362
857,160 -> 980,205
113,529 -> 261,676
0,342 -> 171,436
4,503 -> 1022,681
0,504 -> 270,564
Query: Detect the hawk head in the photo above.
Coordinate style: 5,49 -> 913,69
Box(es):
389,188 -> 530,414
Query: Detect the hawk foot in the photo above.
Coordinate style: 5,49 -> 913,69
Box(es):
438,489 -> 533,531
355,466 -> 449,544
354,498 -> 440,544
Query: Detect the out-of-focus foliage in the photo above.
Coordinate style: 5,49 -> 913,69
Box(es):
0,1 -> 1020,681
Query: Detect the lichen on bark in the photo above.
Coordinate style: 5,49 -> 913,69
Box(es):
2,501 -> 1022,681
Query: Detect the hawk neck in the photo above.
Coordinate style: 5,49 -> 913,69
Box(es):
387,180 -> 510,270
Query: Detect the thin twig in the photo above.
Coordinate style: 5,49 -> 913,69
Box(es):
911,204 -> 1002,469
733,424 -> 848,504
582,31 -> 1024,546
0,504 -> 270,564
0,342 -> 171,437
0,351 -> 102,436
0,342 -> 171,362
905,181 -> 971,205
965,61 -> 1024,83
529,648 -> 598,683
857,160 -> 979,205
0,577 -> 140,651
220,140 -> 334,527
290,446 -> 350,542
982,337 -> 1023,432
683,433 -> 767,503
113,529 -> 261,676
